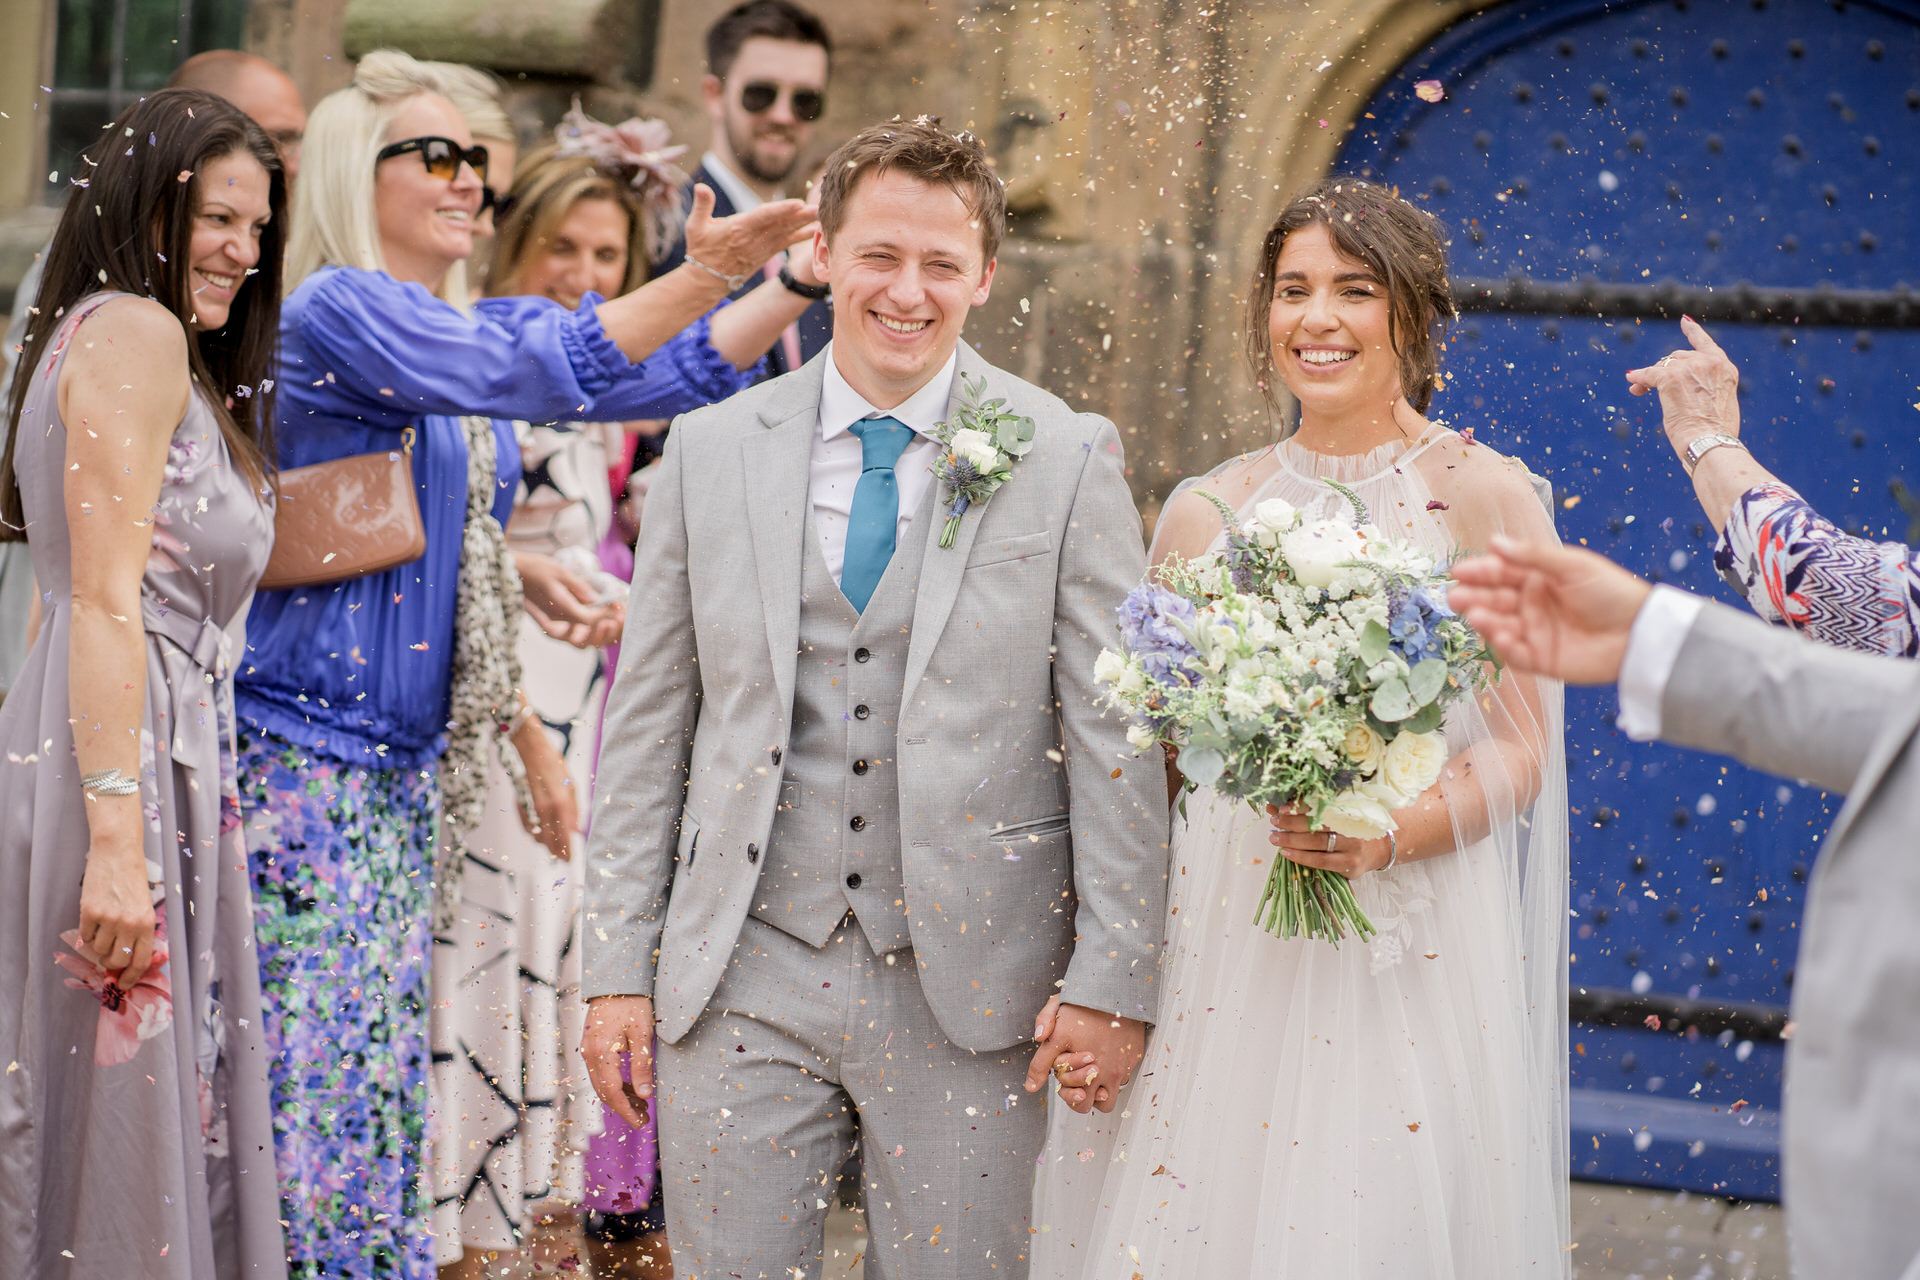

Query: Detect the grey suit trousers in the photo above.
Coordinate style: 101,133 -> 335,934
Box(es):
654,916 -> 1043,1279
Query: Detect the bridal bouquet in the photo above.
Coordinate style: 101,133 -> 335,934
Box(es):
1094,485 -> 1496,944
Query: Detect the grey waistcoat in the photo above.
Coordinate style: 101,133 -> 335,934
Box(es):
752,496 -> 934,954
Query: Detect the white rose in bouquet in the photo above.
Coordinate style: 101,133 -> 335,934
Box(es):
1245,497 -> 1298,547
1283,519 -> 1366,588
1126,723 -> 1158,751
1317,785 -> 1396,840
1094,648 -> 1128,685
1382,728 -> 1448,800
1343,722 -> 1387,774
948,427 -> 1002,476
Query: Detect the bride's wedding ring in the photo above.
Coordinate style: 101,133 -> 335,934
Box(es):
1053,1056 -> 1073,1080
1325,832 -> 1337,852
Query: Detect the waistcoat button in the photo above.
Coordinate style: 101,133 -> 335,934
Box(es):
854,704 -> 871,720
849,815 -> 866,832
747,842 -> 760,862
854,647 -> 871,663
771,747 -> 782,766
852,759 -> 868,776
845,872 -> 863,889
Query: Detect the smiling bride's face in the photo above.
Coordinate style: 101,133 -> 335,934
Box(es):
1267,223 -> 1406,420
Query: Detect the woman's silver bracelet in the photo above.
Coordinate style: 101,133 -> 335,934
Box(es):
81,767 -> 140,797
1382,831 -> 1399,872
683,253 -> 752,292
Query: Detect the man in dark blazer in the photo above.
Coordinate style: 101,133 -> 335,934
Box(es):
655,0 -> 833,381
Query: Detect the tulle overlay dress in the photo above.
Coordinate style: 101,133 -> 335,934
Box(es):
1031,430 -> 1571,1279
0,295 -> 285,1278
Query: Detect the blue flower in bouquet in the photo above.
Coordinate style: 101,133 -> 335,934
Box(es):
1118,585 -> 1202,686
1388,586 -> 1451,664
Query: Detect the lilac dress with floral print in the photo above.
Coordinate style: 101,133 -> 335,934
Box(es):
0,295 -> 285,1279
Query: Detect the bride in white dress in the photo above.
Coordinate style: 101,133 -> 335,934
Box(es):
1031,179 -> 1571,1278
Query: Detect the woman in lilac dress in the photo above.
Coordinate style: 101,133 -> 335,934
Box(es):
0,91 -> 287,1279
232,51 -> 819,1278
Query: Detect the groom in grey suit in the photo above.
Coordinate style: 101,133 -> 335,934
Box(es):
1452,540 -> 1920,1280
580,119 -> 1169,1277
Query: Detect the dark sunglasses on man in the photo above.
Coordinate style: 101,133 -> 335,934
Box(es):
738,81 -> 825,123
376,135 -> 489,185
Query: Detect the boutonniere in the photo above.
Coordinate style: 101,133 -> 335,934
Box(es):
932,373 -> 1036,548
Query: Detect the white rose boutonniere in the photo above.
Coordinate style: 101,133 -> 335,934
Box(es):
933,374 -> 1035,548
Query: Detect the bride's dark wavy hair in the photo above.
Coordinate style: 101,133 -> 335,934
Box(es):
0,88 -> 285,540
1245,176 -> 1457,415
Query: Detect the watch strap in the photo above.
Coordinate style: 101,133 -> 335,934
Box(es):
776,262 -> 831,301
1681,432 -> 1748,478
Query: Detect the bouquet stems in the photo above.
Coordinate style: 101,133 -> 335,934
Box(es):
1254,856 -> 1378,945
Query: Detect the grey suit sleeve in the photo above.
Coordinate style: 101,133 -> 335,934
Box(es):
1659,598 -> 1920,795
1053,418 -> 1172,1024
581,423 -> 702,1000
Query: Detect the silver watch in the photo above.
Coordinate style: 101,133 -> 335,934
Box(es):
1680,432 -> 1748,478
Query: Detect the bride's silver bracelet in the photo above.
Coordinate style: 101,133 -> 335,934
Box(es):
1380,831 -> 1399,872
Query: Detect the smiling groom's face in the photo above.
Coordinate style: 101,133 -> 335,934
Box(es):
813,169 -> 996,410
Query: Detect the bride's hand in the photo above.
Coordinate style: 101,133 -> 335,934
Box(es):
1267,804 -> 1391,879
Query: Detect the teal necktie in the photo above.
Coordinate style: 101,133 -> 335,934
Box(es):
841,415 -> 915,612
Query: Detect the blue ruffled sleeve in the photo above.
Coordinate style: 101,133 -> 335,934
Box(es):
290,267 -> 756,429
474,293 -> 765,421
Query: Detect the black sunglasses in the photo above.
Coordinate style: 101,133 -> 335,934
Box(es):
738,81 -> 825,123
376,135 -> 489,185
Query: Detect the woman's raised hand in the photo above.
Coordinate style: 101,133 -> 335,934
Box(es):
682,183 -> 818,282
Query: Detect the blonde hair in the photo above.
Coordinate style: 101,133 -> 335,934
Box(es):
428,62 -> 514,146
489,143 -> 651,299
284,49 -> 474,304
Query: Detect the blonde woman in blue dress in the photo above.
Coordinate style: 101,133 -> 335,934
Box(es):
1031,179 -> 1572,1278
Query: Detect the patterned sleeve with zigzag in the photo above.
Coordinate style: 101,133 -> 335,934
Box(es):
1713,481 -> 1920,659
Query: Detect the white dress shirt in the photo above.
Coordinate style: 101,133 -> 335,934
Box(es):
812,344 -> 955,585
1615,584 -> 1707,741
701,150 -> 773,212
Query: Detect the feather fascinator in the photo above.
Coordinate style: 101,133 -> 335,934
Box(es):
555,98 -> 690,262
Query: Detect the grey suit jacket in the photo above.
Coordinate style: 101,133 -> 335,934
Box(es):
582,343 -> 1171,1052
1661,600 -> 1920,1280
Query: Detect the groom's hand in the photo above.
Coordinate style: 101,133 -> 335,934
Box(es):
1025,999 -> 1145,1115
582,994 -> 656,1130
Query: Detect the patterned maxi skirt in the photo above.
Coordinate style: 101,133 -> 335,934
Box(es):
237,727 -> 439,1279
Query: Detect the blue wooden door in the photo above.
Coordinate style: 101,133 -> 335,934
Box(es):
1339,0 -> 1920,1200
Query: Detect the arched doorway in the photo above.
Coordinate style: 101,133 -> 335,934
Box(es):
1340,0 -> 1920,1199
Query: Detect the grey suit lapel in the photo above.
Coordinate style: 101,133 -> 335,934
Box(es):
744,358 -> 826,713
902,343 -> 1000,697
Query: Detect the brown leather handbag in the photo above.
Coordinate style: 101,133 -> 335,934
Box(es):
258,427 -> 427,591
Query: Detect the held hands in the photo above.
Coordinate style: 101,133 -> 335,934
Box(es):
1266,804 -> 1391,879
1448,536 -> 1653,686
683,184 -> 818,284
515,550 -> 625,649
582,993 -> 657,1130
78,829 -> 157,990
1625,316 -> 1741,456
1026,995 -> 1146,1115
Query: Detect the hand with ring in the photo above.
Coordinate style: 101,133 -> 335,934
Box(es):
1624,316 -> 1741,459
1266,803 -> 1392,879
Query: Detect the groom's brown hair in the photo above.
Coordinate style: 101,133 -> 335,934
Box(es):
817,117 -> 1006,262
1246,177 -> 1457,414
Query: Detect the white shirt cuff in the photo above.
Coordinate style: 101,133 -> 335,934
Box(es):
1615,586 -> 1706,742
